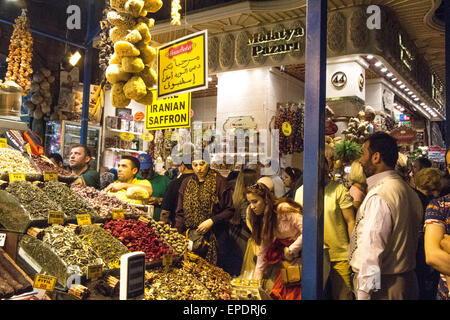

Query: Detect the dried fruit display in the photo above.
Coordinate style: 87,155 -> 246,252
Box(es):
182,252 -> 232,300
144,267 -> 213,300
42,225 -> 105,275
5,9 -> 33,96
99,0 -> 114,78
79,224 -> 129,269
41,181 -> 96,218
0,147 -> 40,176
0,249 -> 33,299
341,117 -> 371,144
31,155 -> 72,176
106,0 -> 161,107
170,0 -> 181,26
5,180 -> 62,220
103,219 -> 173,262
70,184 -> 146,219
148,219 -> 188,255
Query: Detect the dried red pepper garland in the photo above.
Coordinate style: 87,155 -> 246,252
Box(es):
103,219 -> 173,262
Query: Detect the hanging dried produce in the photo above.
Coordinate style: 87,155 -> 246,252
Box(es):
170,0 -> 181,26
341,117 -> 371,144
286,106 -> 296,154
144,267 -> 213,300
99,0 -> 115,81
293,104 -> 304,153
79,224 -> 129,269
5,9 -> 33,96
103,219 -> 173,263
41,181 -> 96,218
24,68 -> 55,120
182,252 -> 232,300
5,180 -> 62,221
106,0 -> 161,108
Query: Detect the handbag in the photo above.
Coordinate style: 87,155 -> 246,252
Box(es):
280,257 -> 302,287
186,229 -> 211,257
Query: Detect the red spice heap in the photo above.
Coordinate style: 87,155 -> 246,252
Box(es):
103,219 -> 173,262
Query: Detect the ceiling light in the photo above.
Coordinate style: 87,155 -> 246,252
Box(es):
400,84 -> 405,89
412,95 -> 417,98
408,92 -> 413,95
414,98 -> 419,101
386,73 -> 393,77
69,51 -> 82,66
367,55 -> 374,59
380,68 -> 388,73
420,103 -> 425,106
208,77 -> 212,82
392,77 -> 397,81
375,61 -> 383,67
396,81 -> 402,85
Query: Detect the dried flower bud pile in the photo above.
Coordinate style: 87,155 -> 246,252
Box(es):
5,9 -> 33,96
70,184 -> 145,218
103,219 -> 173,262
148,219 -> 188,255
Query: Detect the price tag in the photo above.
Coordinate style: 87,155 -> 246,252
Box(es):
0,233 -> 6,247
112,209 -> 125,220
141,132 -> 154,142
120,132 -> 135,141
87,264 -> 103,280
44,171 -> 58,181
25,143 -> 32,155
9,173 -> 25,182
76,214 -> 92,226
33,274 -> 56,292
48,211 -> 64,225
0,138 -> 7,148
282,122 -> 292,136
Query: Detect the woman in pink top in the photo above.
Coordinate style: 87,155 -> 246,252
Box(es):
245,182 -> 303,300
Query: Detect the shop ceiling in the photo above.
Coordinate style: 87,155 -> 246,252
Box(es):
151,0 -> 446,86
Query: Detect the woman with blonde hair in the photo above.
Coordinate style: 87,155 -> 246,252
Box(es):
348,161 -> 367,210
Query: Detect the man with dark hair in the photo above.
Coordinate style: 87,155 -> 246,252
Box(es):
105,155 -> 153,205
69,144 -> 100,189
48,153 -> 64,168
349,132 -> 423,300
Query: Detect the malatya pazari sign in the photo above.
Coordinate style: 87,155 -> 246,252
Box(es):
145,89 -> 191,130
157,30 -> 208,98
248,26 -> 305,58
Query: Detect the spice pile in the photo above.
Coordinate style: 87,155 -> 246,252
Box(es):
103,219 -> 173,262
42,181 -> 95,218
182,252 -> 232,300
5,9 -> 33,96
79,224 -> 129,269
42,225 -> 104,275
5,180 -> 62,220
0,147 -> 40,175
144,267 -> 213,300
71,184 -> 145,218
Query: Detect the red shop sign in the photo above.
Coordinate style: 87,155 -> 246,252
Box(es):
390,127 -> 417,145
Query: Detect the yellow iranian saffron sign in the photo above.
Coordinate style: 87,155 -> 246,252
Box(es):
157,30 -> 208,98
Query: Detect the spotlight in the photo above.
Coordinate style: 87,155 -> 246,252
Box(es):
375,61 -> 383,67
367,55 -> 374,59
380,68 -> 387,73
386,73 -> 393,77
69,51 -> 82,66
396,81 -> 402,85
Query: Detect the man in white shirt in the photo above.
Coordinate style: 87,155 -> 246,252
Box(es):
349,132 -> 422,300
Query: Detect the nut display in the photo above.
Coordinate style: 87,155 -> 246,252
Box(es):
79,224 -> 130,269
5,180 -> 62,220
144,267 -> 213,300
42,225 -> 105,275
182,252 -> 232,300
103,219 -> 173,262
70,184 -> 146,218
5,9 -> 33,96
0,147 -> 40,175
148,219 -> 188,255
41,181 -> 96,218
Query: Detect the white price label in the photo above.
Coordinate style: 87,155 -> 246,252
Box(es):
0,233 -> 6,247
187,240 -> 193,252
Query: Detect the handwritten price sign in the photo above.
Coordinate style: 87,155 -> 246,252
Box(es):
157,30 -> 208,98
33,274 -> 56,292
76,214 -> 92,226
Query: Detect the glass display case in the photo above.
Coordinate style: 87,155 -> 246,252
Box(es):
45,121 -> 101,170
